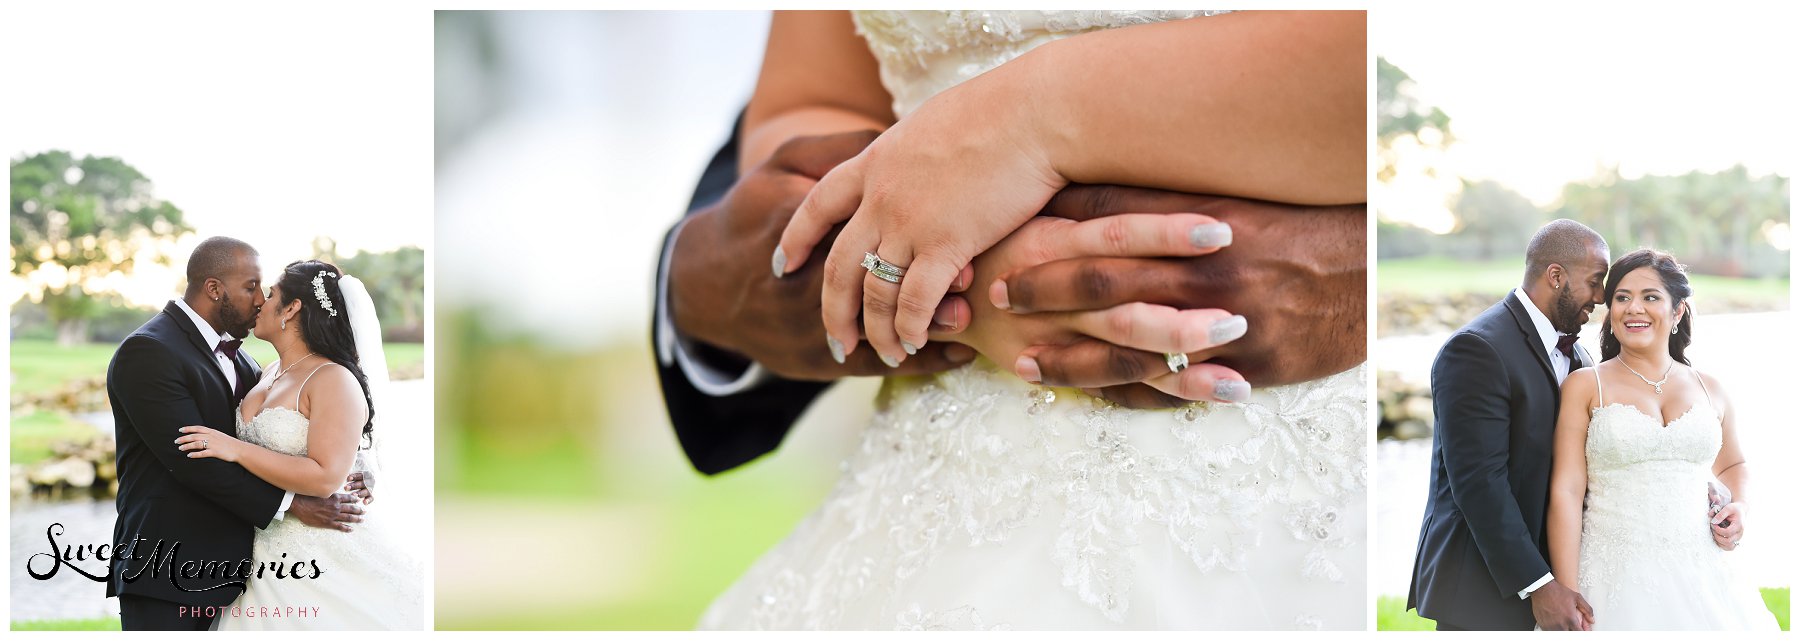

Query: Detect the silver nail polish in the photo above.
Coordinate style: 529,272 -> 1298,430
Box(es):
881,353 -> 901,368
901,341 -> 918,355
1213,379 -> 1251,403
770,247 -> 787,278
1189,223 -> 1232,248
827,336 -> 846,364
1209,315 -> 1248,345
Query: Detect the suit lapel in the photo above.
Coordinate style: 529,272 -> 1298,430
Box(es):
232,352 -> 259,402
1502,294 -> 1558,387
161,301 -> 233,394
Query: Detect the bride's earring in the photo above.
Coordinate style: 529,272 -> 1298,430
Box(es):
281,318 -> 286,331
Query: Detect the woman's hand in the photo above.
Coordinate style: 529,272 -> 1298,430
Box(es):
1712,501 -> 1745,550
940,214 -> 1253,403
175,425 -> 245,463
773,57 -> 1065,367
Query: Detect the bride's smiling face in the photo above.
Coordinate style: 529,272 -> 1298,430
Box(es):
251,286 -> 299,342
1607,266 -> 1682,353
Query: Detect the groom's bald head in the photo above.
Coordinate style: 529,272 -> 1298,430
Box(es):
1523,219 -> 1607,288
182,236 -> 264,338
185,236 -> 258,297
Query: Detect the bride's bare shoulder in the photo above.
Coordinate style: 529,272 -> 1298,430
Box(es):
1561,365 -> 1599,405
1689,365 -> 1732,408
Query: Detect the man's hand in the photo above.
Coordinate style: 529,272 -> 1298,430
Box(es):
669,130 -> 977,380
344,470 -> 374,505
1712,501 -> 1745,551
1529,580 -> 1594,631
997,185 -> 1366,407
288,493 -> 365,533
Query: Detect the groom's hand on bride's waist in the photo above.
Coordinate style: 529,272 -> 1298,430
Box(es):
997,185 -> 1366,403
289,493 -> 365,532
670,130 -> 977,381
345,471 -> 374,504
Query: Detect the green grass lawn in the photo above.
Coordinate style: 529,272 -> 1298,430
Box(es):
435,463 -> 827,630
10,410 -> 99,464
1379,588 -> 1789,630
1379,256 -> 1789,303
7,340 -> 121,396
11,617 -> 120,631
10,339 -> 426,397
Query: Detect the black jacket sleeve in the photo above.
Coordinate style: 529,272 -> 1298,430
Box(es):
652,112 -> 832,475
112,334 -> 286,527
1431,331 -> 1553,595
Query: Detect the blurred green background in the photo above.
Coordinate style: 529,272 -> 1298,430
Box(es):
435,313 -> 876,630
432,12 -> 857,630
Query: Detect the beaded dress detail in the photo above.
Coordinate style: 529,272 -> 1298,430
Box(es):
216,371 -> 423,630
1575,368 -> 1777,630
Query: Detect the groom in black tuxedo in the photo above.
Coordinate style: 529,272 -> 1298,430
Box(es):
1408,219 -> 1610,631
106,237 -> 367,630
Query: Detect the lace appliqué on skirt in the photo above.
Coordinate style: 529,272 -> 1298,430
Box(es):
701,362 -> 1366,629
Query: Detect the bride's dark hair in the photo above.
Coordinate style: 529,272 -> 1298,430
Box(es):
1599,248 -> 1692,366
275,260 -> 375,440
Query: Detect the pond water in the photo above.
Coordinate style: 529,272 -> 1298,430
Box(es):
1375,311 -> 1794,596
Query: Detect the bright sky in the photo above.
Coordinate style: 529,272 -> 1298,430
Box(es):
3,3 -> 432,307
435,12 -> 768,346
1376,5 -> 1798,233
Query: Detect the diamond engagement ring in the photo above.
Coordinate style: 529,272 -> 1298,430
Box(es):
1165,352 -> 1189,373
861,252 -> 906,284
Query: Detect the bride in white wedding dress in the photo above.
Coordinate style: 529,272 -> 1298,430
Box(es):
1547,250 -> 1778,631
701,11 -> 1367,630
174,260 -> 423,630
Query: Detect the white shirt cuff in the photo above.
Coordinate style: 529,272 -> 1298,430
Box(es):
1519,572 -> 1555,599
655,218 -> 770,396
272,491 -> 295,521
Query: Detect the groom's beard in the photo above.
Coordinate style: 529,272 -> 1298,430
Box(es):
217,291 -> 255,339
1551,285 -> 1586,335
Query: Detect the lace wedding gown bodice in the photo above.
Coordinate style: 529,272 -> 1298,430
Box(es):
700,11 -> 1365,630
214,406 -> 423,630
1576,375 -> 1778,630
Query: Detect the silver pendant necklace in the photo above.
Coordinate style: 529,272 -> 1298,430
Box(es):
1619,358 -> 1674,395
272,353 -> 317,384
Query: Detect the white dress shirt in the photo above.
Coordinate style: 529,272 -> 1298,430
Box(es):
1510,288 -> 1570,599
653,220 -> 770,395
172,298 -> 294,521
1513,288 -> 1572,384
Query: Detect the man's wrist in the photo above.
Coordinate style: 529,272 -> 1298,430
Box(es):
1520,572 -> 1555,599
272,491 -> 295,521
665,213 -> 717,348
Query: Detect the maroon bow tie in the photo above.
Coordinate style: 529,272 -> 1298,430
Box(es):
1555,334 -> 1579,361
217,339 -> 243,359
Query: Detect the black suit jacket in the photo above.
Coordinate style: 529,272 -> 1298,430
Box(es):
1407,293 -> 1593,630
652,115 -> 831,475
106,301 -> 285,606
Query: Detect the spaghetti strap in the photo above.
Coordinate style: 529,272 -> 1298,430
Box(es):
1692,366 -> 1719,419
294,362 -> 341,411
1592,365 -> 1604,407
